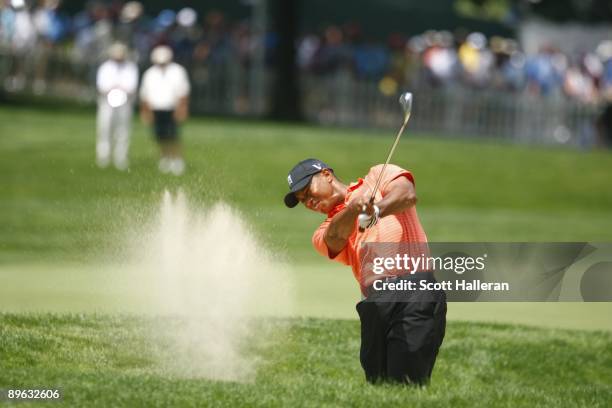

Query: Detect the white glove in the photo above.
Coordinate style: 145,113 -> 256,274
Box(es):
358,204 -> 380,230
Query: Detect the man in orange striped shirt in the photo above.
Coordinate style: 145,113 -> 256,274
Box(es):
284,158 -> 446,385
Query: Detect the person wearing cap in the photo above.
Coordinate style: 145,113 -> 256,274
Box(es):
139,45 -> 191,175
284,159 -> 446,385
95,42 -> 138,170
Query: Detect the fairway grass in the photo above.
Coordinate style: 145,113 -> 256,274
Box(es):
1,314 -> 610,407
2,107 -> 612,406
2,107 -> 612,266
2,106 -> 612,329
1,262 -> 611,332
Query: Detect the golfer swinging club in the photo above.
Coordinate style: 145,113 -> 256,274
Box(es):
284,156 -> 447,384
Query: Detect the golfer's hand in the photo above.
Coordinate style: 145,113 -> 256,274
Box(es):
348,191 -> 376,230
358,204 -> 380,230
347,190 -> 372,215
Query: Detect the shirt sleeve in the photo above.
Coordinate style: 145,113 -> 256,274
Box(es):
312,218 -> 350,265
366,164 -> 415,196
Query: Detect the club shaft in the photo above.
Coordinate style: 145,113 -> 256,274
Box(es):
369,114 -> 410,203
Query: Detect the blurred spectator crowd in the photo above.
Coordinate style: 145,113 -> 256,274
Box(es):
300,26 -> 612,106
1,0 -> 612,106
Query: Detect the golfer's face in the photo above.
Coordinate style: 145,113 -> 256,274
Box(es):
296,173 -> 334,214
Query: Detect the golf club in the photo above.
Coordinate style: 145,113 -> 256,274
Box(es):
358,92 -> 413,232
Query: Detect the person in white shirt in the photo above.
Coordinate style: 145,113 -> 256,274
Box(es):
4,0 -> 36,91
96,42 -> 138,170
139,45 -> 191,175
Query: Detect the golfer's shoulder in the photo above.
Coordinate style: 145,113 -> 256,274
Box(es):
365,163 -> 410,180
367,164 -> 384,173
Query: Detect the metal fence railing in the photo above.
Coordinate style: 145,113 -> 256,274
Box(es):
0,48 -> 602,148
300,72 -> 601,147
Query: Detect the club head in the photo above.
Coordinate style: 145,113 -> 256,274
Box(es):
399,92 -> 413,122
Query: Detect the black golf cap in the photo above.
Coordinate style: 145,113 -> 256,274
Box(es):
284,159 -> 332,208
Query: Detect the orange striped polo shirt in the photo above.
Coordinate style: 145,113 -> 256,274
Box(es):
312,164 -> 428,294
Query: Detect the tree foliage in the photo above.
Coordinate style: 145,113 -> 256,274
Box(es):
455,0 -> 612,23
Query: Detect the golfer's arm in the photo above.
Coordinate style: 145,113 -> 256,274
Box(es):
324,206 -> 359,256
376,177 -> 417,217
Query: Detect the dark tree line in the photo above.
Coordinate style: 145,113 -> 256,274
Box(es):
269,0 -> 301,121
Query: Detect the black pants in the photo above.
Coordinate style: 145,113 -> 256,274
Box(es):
356,283 -> 446,385
153,110 -> 178,141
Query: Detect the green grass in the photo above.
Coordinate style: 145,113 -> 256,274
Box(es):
1,107 -> 612,320
0,314 -> 610,407
2,107 -> 612,265
0,262 -> 611,331
1,107 -> 612,405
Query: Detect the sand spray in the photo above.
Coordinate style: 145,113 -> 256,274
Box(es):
129,189 -> 293,381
